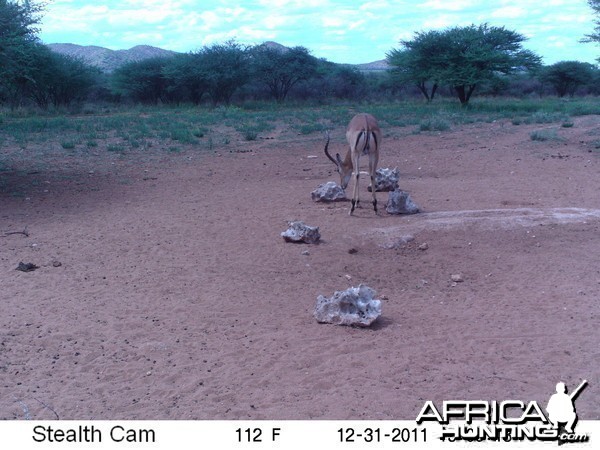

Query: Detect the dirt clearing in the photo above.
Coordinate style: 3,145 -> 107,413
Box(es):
1,115 -> 599,420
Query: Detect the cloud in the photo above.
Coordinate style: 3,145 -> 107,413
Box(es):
422,14 -> 457,29
121,32 -> 165,44
321,8 -> 365,32
418,0 -> 475,11
263,14 -> 291,30
258,0 -> 324,7
491,6 -> 526,19
545,36 -> 567,48
358,0 -> 391,11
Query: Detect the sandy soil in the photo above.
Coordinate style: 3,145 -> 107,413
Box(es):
1,114 -> 599,420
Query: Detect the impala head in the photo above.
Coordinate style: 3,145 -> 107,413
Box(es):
324,131 -> 352,189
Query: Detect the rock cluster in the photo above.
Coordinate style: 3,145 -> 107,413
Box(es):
314,284 -> 382,327
281,221 -> 321,244
311,181 -> 346,202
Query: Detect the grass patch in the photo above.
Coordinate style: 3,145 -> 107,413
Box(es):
243,129 -> 258,141
106,143 -> 126,153
418,116 -> 451,132
1,98 -> 598,156
192,128 -> 207,138
295,122 -> 325,135
530,129 -> 561,141
523,111 -> 568,124
235,120 -> 274,140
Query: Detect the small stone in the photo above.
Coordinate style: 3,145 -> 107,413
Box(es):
348,248 -> 358,254
384,235 -> 414,249
16,262 -> 39,272
451,274 -> 464,282
418,242 -> 429,251
51,260 -> 62,267
345,274 -> 352,281
301,250 -> 310,256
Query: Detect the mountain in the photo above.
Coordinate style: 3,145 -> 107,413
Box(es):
260,41 -> 291,52
47,42 -> 391,73
356,59 -> 391,72
47,43 -> 178,72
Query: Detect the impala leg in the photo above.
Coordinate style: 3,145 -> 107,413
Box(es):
370,172 -> 378,213
350,154 -> 360,215
369,151 -> 378,214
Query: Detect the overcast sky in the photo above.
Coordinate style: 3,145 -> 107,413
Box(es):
38,0 -> 598,65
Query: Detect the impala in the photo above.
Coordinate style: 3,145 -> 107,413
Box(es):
324,113 -> 381,215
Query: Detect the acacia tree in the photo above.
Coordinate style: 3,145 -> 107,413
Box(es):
388,24 -> 541,105
162,53 -> 208,105
540,61 -> 596,97
112,57 -> 172,104
582,0 -> 600,46
250,44 -> 318,102
0,0 -> 44,106
195,40 -> 250,106
387,31 -> 442,102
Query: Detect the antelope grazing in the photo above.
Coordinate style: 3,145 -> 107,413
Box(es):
324,113 -> 381,215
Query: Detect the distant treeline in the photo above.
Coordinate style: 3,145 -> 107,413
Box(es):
1,0 -> 599,110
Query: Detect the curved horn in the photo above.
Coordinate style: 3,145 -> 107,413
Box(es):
324,131 -> 338,165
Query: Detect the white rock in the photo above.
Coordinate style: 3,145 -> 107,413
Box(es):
311,181 -> 346,202
386,189 -> 420,215
281,221 -> 321,244
314,284 -> 382,327
368,167 -> 400,192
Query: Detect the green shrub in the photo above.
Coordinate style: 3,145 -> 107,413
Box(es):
418,117 -> 451,132
530,129 -> 560,141
107,143 -> 126,152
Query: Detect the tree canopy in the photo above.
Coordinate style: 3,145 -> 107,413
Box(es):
250,44 -> 318,102
388,24 -> 541,105
0,0 -> 43,105
113,57 -> 170,104
1,0 -> 97,108
194,40 -> 251,106
583,0 -> 600,46
540,61 -> 596,97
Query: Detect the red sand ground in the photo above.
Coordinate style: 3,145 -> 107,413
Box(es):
1,115 -> 599,420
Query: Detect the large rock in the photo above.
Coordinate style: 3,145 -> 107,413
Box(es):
311,181 -> 346,202
314,284 -> 382,327
386,189 -> 419,215
281,221 -> 321,244
368,167 -> 400,192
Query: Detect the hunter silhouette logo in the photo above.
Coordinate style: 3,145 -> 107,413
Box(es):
416,379 -> 590,443
546,380 -> 588,440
